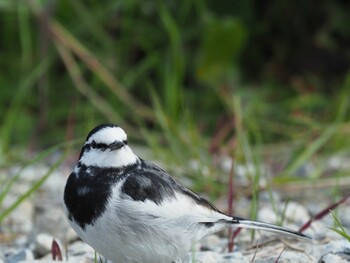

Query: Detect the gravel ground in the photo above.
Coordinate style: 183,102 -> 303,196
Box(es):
1,154 -> 350,263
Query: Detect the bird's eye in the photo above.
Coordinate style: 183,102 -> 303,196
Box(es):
91,140 -> 97,148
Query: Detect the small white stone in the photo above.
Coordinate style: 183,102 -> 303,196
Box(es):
320,253 -> 349,263
257,206 -> 278,224
34,206 -> 77,242
183,251 -> 224,263
200,234 -> 223,252
67,240 -> 95,257
13,164 -> 50,183
2,199 -> 34,234
254,251 -> 316,263
5,249 -> 34,263
327,155 -> 350,171
283,201 -> 310,224
222,252 -> 249,263
320,239 -> 350,256
34,233 -> 54,256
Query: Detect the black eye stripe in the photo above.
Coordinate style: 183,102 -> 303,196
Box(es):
86,140 -> 128,150
91,142 -> 109,149
85,141 -> 109,151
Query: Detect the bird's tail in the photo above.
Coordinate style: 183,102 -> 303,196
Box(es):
231,217 -> 311,240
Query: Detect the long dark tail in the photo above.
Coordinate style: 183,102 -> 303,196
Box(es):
231,217 -> 311,240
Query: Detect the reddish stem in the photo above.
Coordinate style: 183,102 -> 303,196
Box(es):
51,240 -> 63,261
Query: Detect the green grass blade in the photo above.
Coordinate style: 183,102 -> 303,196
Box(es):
0,138 -> 80,208
278,124 -> 337,178
0,155 -> 64,223
0,58 -> 50,159
328,210 -> 350,243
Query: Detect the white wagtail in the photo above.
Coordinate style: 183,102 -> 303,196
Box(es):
64,124 -> 310,263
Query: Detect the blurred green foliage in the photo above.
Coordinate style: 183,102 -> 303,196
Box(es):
0,0 -> 350,171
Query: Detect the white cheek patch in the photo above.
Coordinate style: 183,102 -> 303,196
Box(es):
80,146 -> 138,168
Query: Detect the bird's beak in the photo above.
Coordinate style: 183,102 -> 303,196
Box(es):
109,141 -> 124,151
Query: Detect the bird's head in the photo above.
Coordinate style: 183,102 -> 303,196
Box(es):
78,124 -> 138,168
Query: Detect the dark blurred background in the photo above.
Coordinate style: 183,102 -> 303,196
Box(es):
1,0 -> 350,175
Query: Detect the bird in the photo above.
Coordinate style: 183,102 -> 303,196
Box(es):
63,124 -> 310,263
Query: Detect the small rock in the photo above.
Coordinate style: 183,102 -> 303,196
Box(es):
302,221 -> 327,240
67,240 -> 94,256
4,249 -> 34,263
222,252 -> 249,263
34,206 -> 77,243
283,201 -> 310,224
33,233 -> 54,256
200,235 -> 224,252
38,169 -> 67,203
315,239 -> 350,261
254,251 -> 315,263
13,235 -> 29,248
326,155 -> 350,171
294,163 -> 315,178
319,253 -> 349,263
258,206 -> 278,224
257,202 -> 309,230
2,199 -> 34,234
183,251 -> 224,263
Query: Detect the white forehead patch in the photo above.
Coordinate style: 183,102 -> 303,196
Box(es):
86,126 -> 127,145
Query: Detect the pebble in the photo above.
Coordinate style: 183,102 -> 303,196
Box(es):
200,235 -> 225,252
33,233 -> 55,256
222,252 -> 248,263
254,251 -> 316,263
4,249 -> 34,263
283,201 -> 310,224
320,253 -> 349,263
326,155 -> 350,171
317,239 -> 350,259
257,206 -> 279,224
33,206 -> 77,243
257,201 -> 310,226
183,251 -> 224,263
2,198 -> 34,235
66,240 -> 95,258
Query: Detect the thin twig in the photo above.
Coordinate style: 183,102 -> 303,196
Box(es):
299,193 -> 350,232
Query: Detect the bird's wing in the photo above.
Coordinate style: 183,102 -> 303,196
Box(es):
118,160 -> 310,241
119,159 -> 230,222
